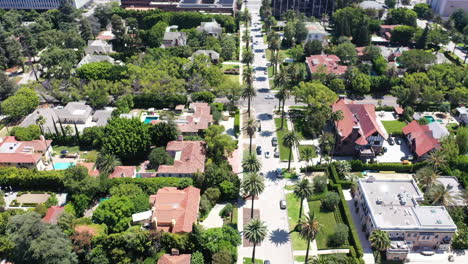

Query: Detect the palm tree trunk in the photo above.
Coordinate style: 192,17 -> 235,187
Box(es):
280,97 -> 286,129
277,97 -> 282,113
305,236 -> 311,263
287,146 -> 292,170
249,135 -> 253,154
252,243 -> 256,263
251,195 -> 255,218
299,198 -> 303,219
248,96 -> 251,118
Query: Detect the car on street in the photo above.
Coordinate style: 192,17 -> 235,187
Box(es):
264,70 -> 267,75
272,137 -> 278,146
262,54 -> 265,58
256,146 -> 262,155
388,137 -> 395,145
395,137 -> 402,145
265,151 -> 270,158
264,94 -> 274,99
274,148 -> 279,158
279,199 -> 286,209
276,168 -> 283,178
264,260 -> 271,264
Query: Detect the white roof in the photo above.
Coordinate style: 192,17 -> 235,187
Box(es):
132,210 -> 152,222
427,122 -> 449,139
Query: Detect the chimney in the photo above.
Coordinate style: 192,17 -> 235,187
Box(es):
171,219 -> 176,227
152,217 -> 158,229
339,95 -> 346,99
171,248 -> 180,256
177,135 -> 184,141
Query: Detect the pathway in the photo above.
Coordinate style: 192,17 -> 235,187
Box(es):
200,203 -> 225,229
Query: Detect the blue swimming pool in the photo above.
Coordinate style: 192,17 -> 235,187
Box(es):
424,115 -> 435,123
144,116 -> 159,124
54,162 -> 75,170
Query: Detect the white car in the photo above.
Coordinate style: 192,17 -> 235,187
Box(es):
264,151 -> 270,158
265,95 -> 274,99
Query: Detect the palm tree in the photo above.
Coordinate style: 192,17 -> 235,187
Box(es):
283,131 -> 300,171
242,153 -> 262,173
246,119 -> 258,154
428,183 -> 456,206
415,166 -> 439,193
242,172 -> 265,218
242,49 -> 254,68
369,229 -> 391,262
243,66 -> 254,86
35,115 -> 46,134
335,161 -> 351,179
296,211 -> 320,264
318,132 -> 335,164
270,50 -> 282,75
427,149 -> 447,171
458,189 -> 468,206
95,152 -> 121,176
294,179 -> 314,218
242,84 -> 256,118
244,219 -> 268,264
300,147 -> 317,173
243,28 -> 251,48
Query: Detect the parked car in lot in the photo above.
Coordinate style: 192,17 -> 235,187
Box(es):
272,137 -> 278,146
279,199 -> 286,209
265,151 -> 270,158
276,168 -> 283,178
256,146 -> 262,155
388,137 -> 395,145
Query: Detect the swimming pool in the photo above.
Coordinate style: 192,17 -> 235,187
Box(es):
54,162 -> 75,170
144,116 -> 159,124
424,115 -> 435,123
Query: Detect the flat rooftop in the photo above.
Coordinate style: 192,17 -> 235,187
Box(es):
358,178 -> 457,232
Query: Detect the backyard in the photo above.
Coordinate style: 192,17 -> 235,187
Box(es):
381,120 -> 407,136
274,118 -> 292,162
53,145 -> 98,162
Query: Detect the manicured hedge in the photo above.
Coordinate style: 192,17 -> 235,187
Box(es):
234,111 -> 240,137
375,105 -> 395,111
328,165 -> 353,189
133,94 -> 187,109
300,164 -> 328,172
349,160 -> 426,173
109,177 -> 193,195
0,167 -> 65,191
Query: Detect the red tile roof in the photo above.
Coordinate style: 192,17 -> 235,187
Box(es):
305,55 -> 348,75
157,254 -> 191,264
177,103 -> 213,133
149,186 -> 200,233
74,225 -> 99,236
402,121 -> 440,157
96,30 -> 115,41
157,141 -> 206,175
43,206 -> 65,224
77,162 -> 100,177
78,162 -> 136,178
356,47 -> 365,57
394,106 -> 404,115
0,136 -> 52,164
332,98 -> 385,145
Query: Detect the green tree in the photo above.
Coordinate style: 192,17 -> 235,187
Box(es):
329,223 -> 349,247
246,119 -> 257,154
95,153 -> 121,176
1,88 -> 39,119
204,125 -> 237,164
191,91 -> 215,103
242,153 -> 262,173
219,79 -> 242,108
191,251 -> 205,264
296,211 -> 320,264
428,184 -> 456,206
332,7 -> 371,46
373,56 -> 388,75
427,149 -> 447,171
413,3 -> 433,19
450,8 -> 468,32
284,21 -> 296,46
243,219 -> 268,264
150,121 -> 179,147
397,50 -> 436,72
386,8 -> 417,27
64,165 -> 100,196
369,229 -> 391,262
242,84 -> 256,118
385,0 -> 396,8
242,172 -> 265,219
145,21 -> 168,48
294,179 -> 314,218
428,26 -> 450,51
283,131 -> 300,170
0,71 -> 16,100
391,25 -> 416,44
109,183 -> 149,212
10,125 -> 41,141
351,73 -> 371,94
294,82 -> 337,109
416,167 -> 439,193
362,45 -> 381,62
334,41 -> 358,65
456,127 -> 468,154
304,40 -> 322,56
148,147 -> 174,170
242,49 -> 254,67
290,44 -> 305,62
321,192 -> 340,211
300,147 -> 317,172
92,196 -> 136,233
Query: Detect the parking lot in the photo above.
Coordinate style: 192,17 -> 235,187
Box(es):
375,137 -> 412,163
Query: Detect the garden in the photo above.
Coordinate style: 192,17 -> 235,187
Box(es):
381,120 -> 407,136
274,118 -> 292,161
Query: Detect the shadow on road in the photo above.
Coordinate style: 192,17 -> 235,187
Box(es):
257,113 -> 272,120
260,131 -> 273,137
269,228 -> 290,245
265,171 -> 280,183
257,88 -> 270,93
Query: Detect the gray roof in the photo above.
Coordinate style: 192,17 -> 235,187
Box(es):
77,54 -> 115,68
358,177 -> 457,231
84,40 -> 114,54
304,22 -> 327,35
192,50 -> 220,60
359,1 -> 385,9
436,176 -> 466,206
55,102 -> 92,124
427,121 -> 449,139
92,109 -> 113,127
456,107 -> 467,115
198,19 -> 222,32
19,108 -> 59,134
163,32 -> 187,41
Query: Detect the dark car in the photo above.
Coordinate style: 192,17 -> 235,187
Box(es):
276,168 -> 283,178
272,137 -> 278,147
279,200 -> 286,209
256,146 -> 262,155
264,261 -> 271,264
388,137 -> 395,145
395,137 -> 402,145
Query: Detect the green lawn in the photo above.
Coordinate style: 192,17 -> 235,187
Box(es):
285,193 -> 308,250
53,145 -> 98,162
274,118 -> 292,162
294,256 -> 306,262
224,73 -> 240,84
243,258 -> 263,264
308,200 -> 338,249
285,185 -> 295,191
221,64 -> 240,71
298,145 -> 317,161
381,120 -> 407,136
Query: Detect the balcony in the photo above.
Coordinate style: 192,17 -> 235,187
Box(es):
387,240 -> 410,254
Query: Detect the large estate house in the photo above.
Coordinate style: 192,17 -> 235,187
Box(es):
157,140 -> 206,177
0,136 -> 53,170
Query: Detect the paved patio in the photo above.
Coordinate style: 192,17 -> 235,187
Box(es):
16,193 -> 50,204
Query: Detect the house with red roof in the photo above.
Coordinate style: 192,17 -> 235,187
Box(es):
305,55 -> 348,76
402,121 -> 441,160
332,97 -> 386,157
176,103 -> 213,134
43,206 -> 65,224
77,162 -> 136,178
149,186 -> 200,233
379,25 -> 400,40
0,136 -> 53,170
158,253 -> 191,264
157,140 -> 206,177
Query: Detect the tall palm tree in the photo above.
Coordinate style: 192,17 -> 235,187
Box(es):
300,147 -> 316,173
415,166 -> 439,193
242,84 -> 256,118
270,50 -> 282,75
294,179 -> 314,218
35,115 -> 46,134
274,68 -> 289,129
335,161 -> 351,179
318,132 -> 335,164
243,66 -> 254,86
283,131 -> 300,171
427,149 -> 447,171
242,49 -> 254,68
246,119 -> 257,154
369,229 -> 391,262
95,152 -> 121,176
428,183 -> 456,206
242,172 -> 265,218
244,219 -> 268,264
242,153 -> 262,173
243,28 -> 251,48
296,211 -> 320,264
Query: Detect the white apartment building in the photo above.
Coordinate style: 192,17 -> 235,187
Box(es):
0,0 -> 90,10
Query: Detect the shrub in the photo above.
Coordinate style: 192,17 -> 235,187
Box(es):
10,125 -> 41,141
348,160 -> 425,173
44,195 -> 58,208
133,94 -> 187,109
191,91 -> 215,103
204,187 -> 221,206
109,177 -> 193,195
300,165 -> 327,172
0,167 -> 65,191
148,147 -> 174,169
321,192 -> 340,211
313,175 -> 328,193
234,112 -> 240,137
329,223 -> 349,247
219,203 -> 233,219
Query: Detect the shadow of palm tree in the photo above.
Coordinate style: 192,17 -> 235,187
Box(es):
269,228 -> 291,246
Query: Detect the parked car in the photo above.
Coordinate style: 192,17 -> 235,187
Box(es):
388,137 -> 395,145
276,168 -> 283,178
262,54 -> 266,58
264,261 -> 271,264
279,199 -> 286,209
272,137 -> 278,146
256,146 -> 262,155
264,94 -> 274,99
395,137 -> 402,145
256,120 -> 261,132
274,148 -> 279,158
265,151 -> 270,158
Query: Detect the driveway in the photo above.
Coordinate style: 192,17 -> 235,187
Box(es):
349,95 -> 398,107
376,139 -> 412,163
201,203 -> 226,229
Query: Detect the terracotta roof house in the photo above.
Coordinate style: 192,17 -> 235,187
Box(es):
78,162 -> 136,178
77,162 -> 100,177
332,97 -> 386,157
149,186 -> 200,233
305,55 -> 348,76
157,140 -> 206,177
0,136 -> 53,170
402,121 -> 441,160
43,206 -> 65,224
158,253 -> 191,264
176,103 -> 213,134
96,30 -> 115,41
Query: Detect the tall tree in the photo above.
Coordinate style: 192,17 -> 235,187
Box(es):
95,152 -> 121,176
296,211 -> 320,264
242,172 -> 265,218
415,167 -> 439,193
242,84 -> 256,118
428,184 -> 456,206
242,49 -> 254,68
283,131 -> 300,170
243,219 -> 268,264
369,230 -> 391,262
300,147 -> 317,173
242,153 -> 262,173
246,119 -> 258,154
294,179 -> 314,218
427,149 -> 447,171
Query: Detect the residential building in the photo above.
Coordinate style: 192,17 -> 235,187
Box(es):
455,107 -> 468,124
148,186 -> 200,233
272,0 -> 334,18
84,40 -> 114,55
197,19 -> 222,37
304,22 -> 328,43
0,0 -> 89,10
332,97 -> 386,158
77,54 -> 115,68
157,140 -> 206,177
176,103 -> 213,134
158,252 -> 191,264
55,102 -> 92,124
305,55 -> 348,76
162,32 -> 187,48
355,176 -> 457,260
120,0 -> 235,14
96,30 -> 115,41
43,206 -> 65,224
78,162 -> 136,178
436,176 -> 466,207
428,0 -> 468,17
402,121 -> 441,160
191,50 -> 220,64
0,136 -> 53,170
359,1 -> 384,10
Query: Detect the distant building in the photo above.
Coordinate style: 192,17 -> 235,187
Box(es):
55,102 -> 92,124
332,97 -> 386,158
162,32 -> 187,48
197,19 -> 222,37
78,162 -> 136,178
355,176 -> 457,260
191,50 -> 220,63
304,22 -> 328,43
272,0 -> 334,18
175,103 -> 213,134
305,55 -> 348,76
455,107 -> 468,124
402,121 -> 441,160
428,0 -> 468,17
0,136 -> 53,170
121,0 -> 235,14
84,40 -> 114,55
43,206 -> 65,224
148,186 -> 200,233
77,54 -> 115,68
157,140 -> 206,177
359,1 -> 384,10
0,0 -> 90,10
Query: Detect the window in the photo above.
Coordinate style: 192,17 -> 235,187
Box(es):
373,141 -> 380,145
407,233 -> 411,237
413,233 -> 417,237
435,235 -> 439,238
